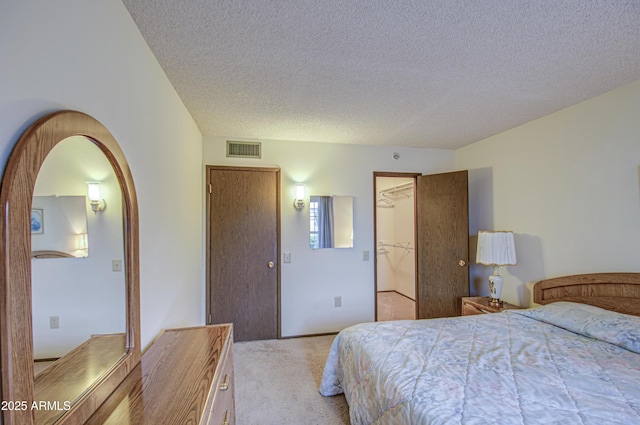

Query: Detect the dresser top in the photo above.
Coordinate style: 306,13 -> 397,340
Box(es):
35,334 -> 126,425
86,325 -> 231,425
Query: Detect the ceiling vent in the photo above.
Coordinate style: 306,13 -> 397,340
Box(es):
226,140 -> 261,159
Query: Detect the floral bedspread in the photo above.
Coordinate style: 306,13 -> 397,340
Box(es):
319,302 -> 640,425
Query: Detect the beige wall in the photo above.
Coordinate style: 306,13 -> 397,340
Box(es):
457,79 -> 640,306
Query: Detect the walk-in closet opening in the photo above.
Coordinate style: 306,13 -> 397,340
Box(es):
374,173 -> 418,321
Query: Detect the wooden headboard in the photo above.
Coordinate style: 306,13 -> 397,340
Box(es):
534,273 -> 640,316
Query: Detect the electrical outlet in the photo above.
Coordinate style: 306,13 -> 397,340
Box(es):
334,296 -> 342,308
362,250 -> 370,261
50,316 -> 59,329
283,252 -> 291,263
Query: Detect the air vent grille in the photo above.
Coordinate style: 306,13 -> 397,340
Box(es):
226,141 -> 261,159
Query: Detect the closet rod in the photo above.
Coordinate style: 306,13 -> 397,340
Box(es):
378,241 -> 413,251
379,182 -> 413,195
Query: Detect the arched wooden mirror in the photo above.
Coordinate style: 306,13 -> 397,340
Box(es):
0,111 -> 140,425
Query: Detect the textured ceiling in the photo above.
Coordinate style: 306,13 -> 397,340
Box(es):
122,0 -> 640,149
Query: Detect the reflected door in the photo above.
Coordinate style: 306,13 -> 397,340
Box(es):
206,166 -> 280,341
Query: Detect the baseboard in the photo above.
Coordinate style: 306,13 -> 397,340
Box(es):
278,331 -> 339,340
378,289 -> 416,302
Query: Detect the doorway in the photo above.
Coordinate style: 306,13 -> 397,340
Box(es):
375,174 -> 419,321
206,166 -> 280,342
374,170 -> 469,321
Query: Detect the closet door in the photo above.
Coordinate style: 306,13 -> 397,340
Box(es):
416,170 -> 469,318
207,166 -> 280,341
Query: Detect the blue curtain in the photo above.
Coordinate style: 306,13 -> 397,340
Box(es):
317,196 -> 334,248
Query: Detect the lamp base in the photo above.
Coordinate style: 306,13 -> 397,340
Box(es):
488,298 -> 504,307
488,272 -> 504,308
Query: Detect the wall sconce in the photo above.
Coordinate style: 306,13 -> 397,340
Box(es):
294,183 -> 305,211
87,181 -> 106,214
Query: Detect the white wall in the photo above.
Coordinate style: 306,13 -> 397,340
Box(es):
376,179 -> 396,293
456,79 -> 640,307
0,0 -> 204,349
203,138 -> 454,336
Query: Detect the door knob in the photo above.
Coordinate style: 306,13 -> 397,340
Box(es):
267,261 -> 275,268
458,260 -> 469,267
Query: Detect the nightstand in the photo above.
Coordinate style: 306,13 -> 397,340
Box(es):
461,296 -> 522,316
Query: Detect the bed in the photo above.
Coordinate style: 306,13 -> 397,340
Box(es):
319,273 -> 640,424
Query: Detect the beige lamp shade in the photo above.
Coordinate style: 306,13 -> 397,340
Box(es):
476,231 -> 517,266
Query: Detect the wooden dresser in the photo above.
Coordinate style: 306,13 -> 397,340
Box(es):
86,324 -> 234,425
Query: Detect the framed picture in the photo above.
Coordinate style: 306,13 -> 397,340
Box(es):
31,209 -> 44,234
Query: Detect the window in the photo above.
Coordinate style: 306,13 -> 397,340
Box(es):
309,199 -> 319,249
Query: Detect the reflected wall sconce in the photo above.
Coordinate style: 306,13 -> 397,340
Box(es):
294,183 -> 305,211
87,181 -> 107,214
75,233 -> 88,253
476,230 -> 517,307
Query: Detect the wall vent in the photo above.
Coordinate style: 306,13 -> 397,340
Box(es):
226,140 -> 261,159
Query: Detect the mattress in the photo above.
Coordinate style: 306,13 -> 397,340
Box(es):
319,302 -> 640,424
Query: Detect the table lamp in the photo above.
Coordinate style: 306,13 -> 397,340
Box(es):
476,230 -> 517,307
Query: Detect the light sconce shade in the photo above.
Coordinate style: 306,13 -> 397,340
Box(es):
87,181 -> 107,214
476,230 -> 516,307
294,183 -> 305,211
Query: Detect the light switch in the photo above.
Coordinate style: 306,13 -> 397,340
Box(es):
112,259 -> 123,272
362,250 -> 370,261
50,316 -> 60,329
283,252 -> 291,263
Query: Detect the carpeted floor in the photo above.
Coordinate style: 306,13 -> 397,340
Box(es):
377,291 -> 416,321
233,334 -> 350,425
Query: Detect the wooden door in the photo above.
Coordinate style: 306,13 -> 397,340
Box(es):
416,170 -> 469,319
206,166 -> 280,342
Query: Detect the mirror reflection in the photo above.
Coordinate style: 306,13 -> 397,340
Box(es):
31,195 -> 89,258
309,195 -> 354,249
31,136 -> 127,423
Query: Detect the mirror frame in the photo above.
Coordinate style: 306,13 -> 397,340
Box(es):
0,111 -> 141,425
